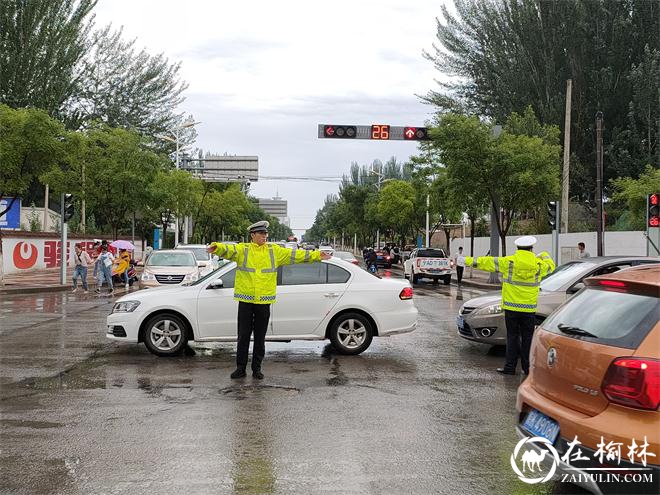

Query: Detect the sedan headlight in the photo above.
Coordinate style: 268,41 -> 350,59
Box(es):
141,272 -> 155,281
112,300 -> 141,313
477,304 -> 502,315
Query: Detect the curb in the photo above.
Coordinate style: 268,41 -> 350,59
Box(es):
454,279 -> 500,291
0,285 -> 69,295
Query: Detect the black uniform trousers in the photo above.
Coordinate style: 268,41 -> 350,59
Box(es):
456,266 -> 464,284
236,301 -> 271,372
503,310 -> 536,374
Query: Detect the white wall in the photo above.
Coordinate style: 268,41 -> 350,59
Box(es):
450,231 -> 652,264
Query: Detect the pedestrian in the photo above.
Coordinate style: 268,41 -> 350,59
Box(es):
72,244 -> 93,293
207,221 -> 331,380
96,245 -> 115,295
91,240 -> 101,281
577,242 -> 590,259
453,246 -> 465,285
113,248 -> 131,289
458,236 -> 555,375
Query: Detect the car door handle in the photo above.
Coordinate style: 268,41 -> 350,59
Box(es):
324,292 -> 340,298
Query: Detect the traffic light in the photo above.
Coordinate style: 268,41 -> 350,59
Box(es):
323,125 -> 356,139
649,193 -> 659,227
547,201 -> 558,230
403,127 -> 430,141
63,194 -> 74,223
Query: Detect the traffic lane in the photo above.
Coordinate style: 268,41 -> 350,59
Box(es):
0,288 -> 580,494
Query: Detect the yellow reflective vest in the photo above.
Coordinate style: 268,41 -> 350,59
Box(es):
465,249 -> 555,313
210,242 -> 322,304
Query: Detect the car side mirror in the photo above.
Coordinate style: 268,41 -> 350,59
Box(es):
568,282 -> 585,294
207,279 -> 224,290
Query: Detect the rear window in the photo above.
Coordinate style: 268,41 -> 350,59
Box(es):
417,249 -> 446,258
543,287 -> 659,349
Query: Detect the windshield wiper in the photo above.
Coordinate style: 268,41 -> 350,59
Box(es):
557,324 -> 598,338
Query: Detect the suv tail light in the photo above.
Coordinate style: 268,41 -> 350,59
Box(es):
399,287 -> 413,300
602,358 -> 660,410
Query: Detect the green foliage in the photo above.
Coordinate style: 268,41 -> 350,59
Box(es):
0,105 -> 65,216
424,0 -> 659,200
610,165 -> 660,229
0,0 -> 96,118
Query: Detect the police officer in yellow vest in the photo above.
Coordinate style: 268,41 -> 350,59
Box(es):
207,221 -> 331,379
458,236 -> 555,375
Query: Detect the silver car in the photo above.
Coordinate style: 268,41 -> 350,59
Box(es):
457,256 -> 659,345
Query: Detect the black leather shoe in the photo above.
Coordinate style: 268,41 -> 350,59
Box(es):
252,370 -> 264,380
496,368 -> 516,375
230,368 -> 246,379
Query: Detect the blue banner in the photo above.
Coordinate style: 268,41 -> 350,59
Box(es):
0,197 -> 21,229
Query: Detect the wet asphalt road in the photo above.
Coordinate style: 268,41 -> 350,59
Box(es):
0,270 -> 585,495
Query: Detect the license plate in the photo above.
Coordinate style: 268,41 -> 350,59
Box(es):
456,316 -> 464,329
522,409 -> 560,444
420,259 -> 448,268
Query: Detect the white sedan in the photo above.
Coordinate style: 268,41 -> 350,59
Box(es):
107,258 -> 417,356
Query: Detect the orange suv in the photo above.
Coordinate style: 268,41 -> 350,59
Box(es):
516,264 -> 659,494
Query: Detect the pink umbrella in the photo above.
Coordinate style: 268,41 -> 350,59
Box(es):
110,240 -> 136,250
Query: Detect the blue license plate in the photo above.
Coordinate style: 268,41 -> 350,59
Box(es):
456,316 -> 464,329
522,409 -> 560,444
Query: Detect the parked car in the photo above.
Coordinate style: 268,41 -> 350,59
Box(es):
403,248 -> 452,284
457,256 -> 660,345
333,250 -> 359,265
138,249 -> 200,289
108,258 -> 417,356
401,244 -> 418,262
175,244 -> 218,274
319,245 -> 334,255
516,264 -> 659,495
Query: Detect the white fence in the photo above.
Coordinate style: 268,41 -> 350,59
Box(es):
449,231 -> 652,264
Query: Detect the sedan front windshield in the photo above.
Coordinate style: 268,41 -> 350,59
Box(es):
539,261 -> 596,292
188,260 -> 231,286
147,252 -> 197,267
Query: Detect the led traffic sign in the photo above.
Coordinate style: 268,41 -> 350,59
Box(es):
318,124 -> 430,140
649,193 -> 659,227
322,125 -> 357,139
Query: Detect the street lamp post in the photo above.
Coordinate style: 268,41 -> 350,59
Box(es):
157,120 -> 200,247
425,193 -> 430,248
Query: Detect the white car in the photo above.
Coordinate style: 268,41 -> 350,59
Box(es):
175,244 -> 219,274
107,259 -> 417,357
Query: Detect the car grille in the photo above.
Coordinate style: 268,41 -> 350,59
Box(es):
458,321 -> 473,338
155,274 -> 185,284
461,306 -> 476,315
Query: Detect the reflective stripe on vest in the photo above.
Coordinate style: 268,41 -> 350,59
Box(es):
262,247 -> 277,273
259,295 -> 276,302
225,244 -> 238,261
304,250 -> 310,262
237,247 -> 256,272
234,293 -> 255,301
493,257 -> 499,272
290,248 -> 297,265
503,301 -> 537,310
472,258 -> 478,267
503,265 -> 542,287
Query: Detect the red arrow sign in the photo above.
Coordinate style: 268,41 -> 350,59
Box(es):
325,126 -> 335,137
404,127 -> 416,139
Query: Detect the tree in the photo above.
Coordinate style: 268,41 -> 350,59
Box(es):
0,0 -> 96,118
71,25 -> 189,138
0,105 -> 65,285
610,165 -> 660,230
84,126 -> 165,239
424,0 -> 659,201
376,181 -> 416,241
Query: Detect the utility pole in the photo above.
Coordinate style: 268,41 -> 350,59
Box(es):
561,79 -> 572,234
59,194 -> 67,285
425,193 -> 430,248
595,112 -> 604,256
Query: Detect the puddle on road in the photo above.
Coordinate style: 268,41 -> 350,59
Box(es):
0,419 -> 63,429
219,384 -> 301,399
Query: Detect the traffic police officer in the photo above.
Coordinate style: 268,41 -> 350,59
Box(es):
458,236 -> 555,375
207,221 -> 331,379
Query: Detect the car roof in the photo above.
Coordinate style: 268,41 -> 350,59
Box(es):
566,256 -> 659,263
151,249 -> 194,254
175,244 -> 208,249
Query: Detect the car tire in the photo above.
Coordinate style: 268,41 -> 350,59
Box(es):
412,269 -> 419,284
443,275 -> 451,285
143,313 -> 188,357
329,312 -> 374,355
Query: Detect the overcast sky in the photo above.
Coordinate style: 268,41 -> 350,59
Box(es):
94,0 -> 450,236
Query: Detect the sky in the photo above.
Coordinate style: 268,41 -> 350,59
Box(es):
93,0 -> 450,236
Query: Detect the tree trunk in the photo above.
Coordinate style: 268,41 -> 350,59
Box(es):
469,215 -> 475,257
